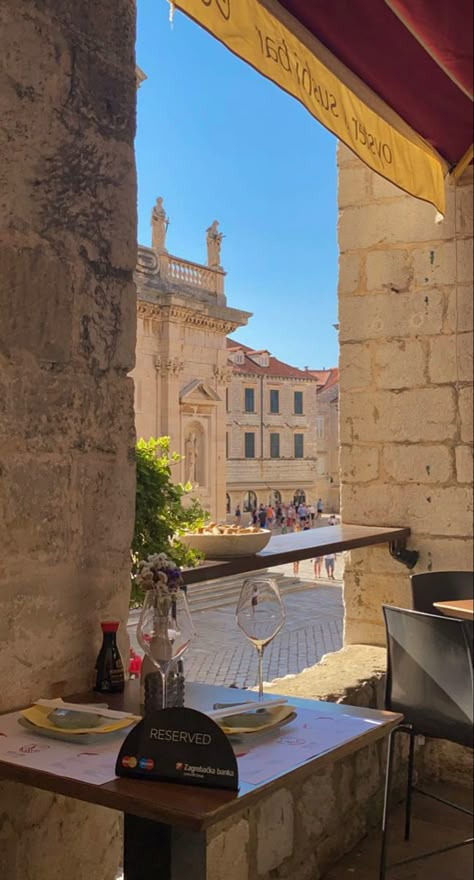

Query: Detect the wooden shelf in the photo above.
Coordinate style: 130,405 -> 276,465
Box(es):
182,523 -> 411,585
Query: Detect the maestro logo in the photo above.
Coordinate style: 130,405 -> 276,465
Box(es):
201,0 -> 231,21
121,756 -> 137,769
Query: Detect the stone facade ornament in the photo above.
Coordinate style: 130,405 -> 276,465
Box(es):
206,220 -> 223,267
213,365 -> 233,385
151,197 -> 169,252
154,356 -> 184,377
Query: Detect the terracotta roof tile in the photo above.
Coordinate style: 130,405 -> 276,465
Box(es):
226,338 -> 320,382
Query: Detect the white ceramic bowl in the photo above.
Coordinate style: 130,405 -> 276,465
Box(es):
181,529 -> 271,559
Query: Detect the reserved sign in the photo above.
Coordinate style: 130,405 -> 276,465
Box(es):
115,707 -> 239,791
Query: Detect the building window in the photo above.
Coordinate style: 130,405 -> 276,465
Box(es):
244,432 -> 255,458
226,493 -> 231,514
294,391 -> 303,414
226,432 -> 229,458
269,389 -> 279,413
270,433 -> 280,458
316,416 -> 325,438
244,387 -> 255,412
294,433 -> 304,458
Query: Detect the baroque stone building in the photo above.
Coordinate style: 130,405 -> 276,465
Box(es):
225,340 -> 321,513
132,200 -> 251,521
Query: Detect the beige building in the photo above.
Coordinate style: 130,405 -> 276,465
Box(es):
225,340 -> 321,514
309,368 -> 340,512
132,200 -> 251,521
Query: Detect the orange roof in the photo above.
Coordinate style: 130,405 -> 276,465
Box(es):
226,338 -> 320,382
307,367 -> 339,390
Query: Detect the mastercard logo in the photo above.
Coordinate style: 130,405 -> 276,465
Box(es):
139,758 -> 154,771
122,756 -> 138,769
175,762 -> 184,771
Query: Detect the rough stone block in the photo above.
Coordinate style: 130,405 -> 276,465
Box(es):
340,387 -> 456,444
340,445 -> 379,482
342,484 -> 473,537
382,444 -> 452,484
339,343 -> 372,391
338,252 -> 363,295
455,183 -> 473,236
339,289 -> 444,342
412,241 -> 456,288
459,386 -> 473,442
0,783 -> 121,880
428,332 -> 473,384
365,248 -> 413,293
297,767 -> 337,839
456,238 -> 473,284
374,338 -> 426,389
445,284 -> 473,333
371,173 -> 408,200
338,166 -> 371,207
455,445 -> 473,484
208,818 -> 249,880
339,197 -> 455,252
0,245 -> 74,363
256,789 -> 294,874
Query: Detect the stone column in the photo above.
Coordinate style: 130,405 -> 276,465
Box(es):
337,143 -> 473,645
0,0 -> 137,876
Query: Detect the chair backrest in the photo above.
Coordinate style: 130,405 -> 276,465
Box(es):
410,570 -> 473,614
383,605 -> 473,748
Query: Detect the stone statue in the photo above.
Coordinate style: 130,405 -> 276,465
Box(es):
206,220 -> 223,267
185,431 -> 199,484
151,196 -> 169,252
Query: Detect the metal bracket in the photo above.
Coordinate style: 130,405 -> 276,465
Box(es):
389,540 -> 419,570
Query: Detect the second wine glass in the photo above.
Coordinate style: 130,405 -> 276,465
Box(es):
236,577 -> 285,700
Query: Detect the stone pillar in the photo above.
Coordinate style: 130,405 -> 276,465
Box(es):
0,0 -> 137,876
337,144 -> 473,645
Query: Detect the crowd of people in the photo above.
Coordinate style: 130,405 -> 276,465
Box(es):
235,498 -> 330,532
234,499 -> 340,582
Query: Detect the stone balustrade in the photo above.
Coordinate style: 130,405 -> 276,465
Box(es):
135,246 -> 226,299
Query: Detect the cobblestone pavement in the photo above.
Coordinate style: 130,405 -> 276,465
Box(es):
128,557 -> 344,689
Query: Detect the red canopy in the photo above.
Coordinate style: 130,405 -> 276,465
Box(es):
277,0 -> 473,169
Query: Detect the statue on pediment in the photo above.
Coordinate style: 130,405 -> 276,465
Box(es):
206,220 -> 223,267
151,196 -> 169,252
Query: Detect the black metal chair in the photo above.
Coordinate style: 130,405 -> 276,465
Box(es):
411,570 -> 473,614
379,605 -> 474,879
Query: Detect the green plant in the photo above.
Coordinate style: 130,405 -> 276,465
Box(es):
131,437 -> 208,607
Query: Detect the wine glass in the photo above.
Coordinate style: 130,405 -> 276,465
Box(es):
236,577 -> 285,700
137,588 -> 194,709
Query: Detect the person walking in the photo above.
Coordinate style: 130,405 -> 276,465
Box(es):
313,556 -> 323,578
266,504 -> 275,529
316,498 -> 324,520
308,504 -> 315,525
324,552 -> 336,579
235,504 -> 242,525
258,505 -> 267,528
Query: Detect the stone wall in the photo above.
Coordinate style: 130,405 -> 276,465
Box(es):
338,145 -> 473,645
0,1 -> 137,876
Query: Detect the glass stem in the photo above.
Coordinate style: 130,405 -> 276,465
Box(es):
257,645 -> 265,701
161,670 -> 168,710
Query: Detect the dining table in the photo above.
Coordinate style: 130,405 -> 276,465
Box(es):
433,599 -> 474,621
0,680 -> 402,880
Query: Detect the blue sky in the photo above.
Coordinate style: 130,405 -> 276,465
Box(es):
136,1 -> 339,369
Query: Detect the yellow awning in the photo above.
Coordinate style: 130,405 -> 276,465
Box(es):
174,0 -> 453,214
